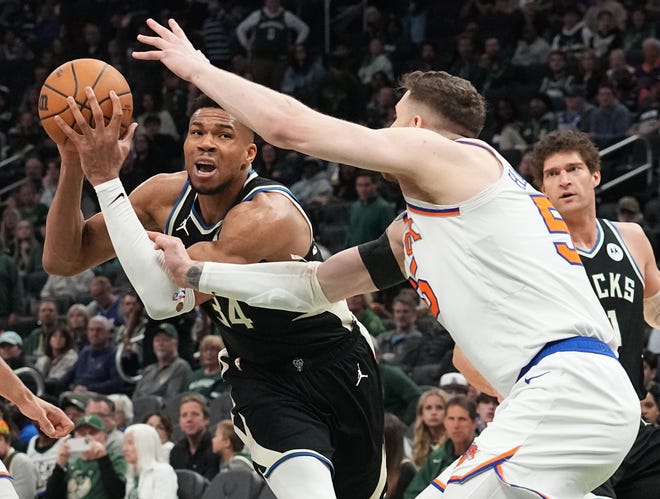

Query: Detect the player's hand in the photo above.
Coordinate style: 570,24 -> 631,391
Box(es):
132,18 -> 209,83
148,231 -> 197,288
18,397 -> 74,439
55,87 -> 138,187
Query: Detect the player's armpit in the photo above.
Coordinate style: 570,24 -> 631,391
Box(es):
453,346 -> 502,399
95,178 -> 195,319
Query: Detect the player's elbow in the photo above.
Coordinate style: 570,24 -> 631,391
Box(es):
42,254 -> 80,277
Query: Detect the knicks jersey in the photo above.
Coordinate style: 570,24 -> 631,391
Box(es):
579,219 -> 646,398
165,171 -> 356,364
402,139 -> 616,395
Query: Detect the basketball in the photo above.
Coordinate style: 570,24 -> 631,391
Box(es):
38,58 -> 133,144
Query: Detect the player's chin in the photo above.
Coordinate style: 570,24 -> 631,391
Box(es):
189,177 -> 225,196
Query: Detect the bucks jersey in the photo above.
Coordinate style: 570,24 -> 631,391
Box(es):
26,436 -> 60,497
401,138 -> 616,396
165,171 -> 356,364
578,219 -> 646,399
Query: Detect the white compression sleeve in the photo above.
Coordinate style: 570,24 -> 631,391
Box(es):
95,178 -> 195,320
645,289 -> 660,329
198,260 -> 333,312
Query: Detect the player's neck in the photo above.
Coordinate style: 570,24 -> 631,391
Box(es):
563,211 -> 598,250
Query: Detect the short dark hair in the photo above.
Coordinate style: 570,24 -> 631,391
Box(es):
142,410 -> 173,440
188,94 -> 255,141
179,393 -> 209,419
529,130 -> 600,187
399,71 -> 486,137
446,395 -> 477,420
87,395 -> 115,414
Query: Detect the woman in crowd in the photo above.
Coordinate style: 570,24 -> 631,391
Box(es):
66,303 -> 89,349
412,388 -> 448,467
34,325 -> 78,383
142,410 -> 175,460
641,383 -> 660,426
123,423 -> 178,499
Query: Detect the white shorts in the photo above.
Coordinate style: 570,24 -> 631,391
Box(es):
0,461 -> 17,499
418,350 -> 640,499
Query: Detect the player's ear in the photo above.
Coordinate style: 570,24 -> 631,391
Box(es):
245,143 -> 257,166
412,115 -> 423,128
592,169 -> 601,188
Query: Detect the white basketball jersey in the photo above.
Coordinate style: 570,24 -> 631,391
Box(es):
402,138 -> 617,395
26,435 -> 61,496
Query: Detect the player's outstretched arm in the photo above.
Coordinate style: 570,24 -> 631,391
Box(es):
150,218 -> 407,311
55,88 -> 195,320
131,19 -> 460,181
0,357 -> 73,438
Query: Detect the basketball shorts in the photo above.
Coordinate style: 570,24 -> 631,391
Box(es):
220,331 -> 386,499
421,348 -> 640,499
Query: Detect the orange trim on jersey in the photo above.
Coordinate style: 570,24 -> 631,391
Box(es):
0,471 -> 12,479
431,478 -> 446,492
448,446 -> 520,483
494,462 -> 550,499
406,203 -> 460,217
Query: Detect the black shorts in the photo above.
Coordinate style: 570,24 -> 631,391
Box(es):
223,331 -> 386,499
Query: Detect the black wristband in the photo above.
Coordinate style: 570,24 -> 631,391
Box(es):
358,231 -> 406,290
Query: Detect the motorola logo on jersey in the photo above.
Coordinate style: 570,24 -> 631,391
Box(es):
606,243 -> 624,262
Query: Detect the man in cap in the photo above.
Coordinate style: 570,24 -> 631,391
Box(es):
47,414 -> 126,499
132,323 -> 192,400
0,331 -> 27,369
438,372 -> 470,398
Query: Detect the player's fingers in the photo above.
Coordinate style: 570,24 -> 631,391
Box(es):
136,34 -> 166,51
121,121 -> 139,143
168,18 -> 193,46
38,416 -> 56,437
85,87 -> 106,130
131,49 -> 162,61
66,96 -> 91,133
106,90 -> 123,135
54,115 -> 80,142
146,18 -> 176,40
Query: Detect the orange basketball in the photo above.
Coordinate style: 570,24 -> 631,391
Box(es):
38,58 -> 133,144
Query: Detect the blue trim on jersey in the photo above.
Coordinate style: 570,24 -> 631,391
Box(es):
518,336 -> 617,381
493,467 -> 548,499
263,451 -> 335,478
164,179 -> 191,234
576,220 -> 604,258
191,202 -> 221,231
605,220 -> 645,283
431,480 -> 446,492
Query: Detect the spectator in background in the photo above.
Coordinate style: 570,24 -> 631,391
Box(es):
616,196 -> 644,224
289,156 -> 333,208
0,418 -> 37,499
13,218 -> 45,303
107,394 -> 133,432
405,41 -> 443,73
439,372 -> 471,399
633,38 -> 660,100
475,392 -> 499,431
39,158 -> 60,207
23,156 -> 45,194
24,298 -> 60,357
479,36 -> 513,94
405,396 -> 479,499
629,76 -> 660,135
132,323 -> 192,401
584,0 -> 628,32
170,394 -> 220,481
590,10 -> 624,59
40,268 -> 95,312
139,115 -> 180,173
411,388 -> 448,467
85,276 -> 122,327
345,171 -> 395,247
520,94 -> 557,147
553,6 -> 593,55
60,395 -> 86,427
448,34 -> 483,90
47,414 -> 127,499
540,50 -> 577,107
383,413 -> 416,499
587,83 -> 631,148
366,85 -> 397,129
213,419 -> 253,473
606,48 -> 636,107
317,50 -> 365,123
143,411 -> 175,461
577,49 -> 605,102
236,0 -> 309,89
0,207 -> 20,257
186,334 -> 227,400
623,7 -> 656,54
511,23 -> 552,67
347,294 -> 385,337
59,315 -> 122,395
86,395 -> 125,455
34,326 -> 78,387
378,294 -> 424,367
0,246 -> 23,329
377,340 -> 422,426
641,383 -> 660,425
280,43 -> 326,108
123,424 -> 178,499
66,303 -> 90,350
0,330 -> 27,369
489,98 -> 527,153
15,182 -> 48,231
358,38 -> 394,87
27,426 -> 61,499
557,85 -> 594,132
200,0 -> 237,70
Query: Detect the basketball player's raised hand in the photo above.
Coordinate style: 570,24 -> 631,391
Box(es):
55,87 -> 138,187
133,18 -> 210,84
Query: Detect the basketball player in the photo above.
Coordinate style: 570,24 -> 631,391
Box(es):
44,91 -> 385,499
0,357 -> 73,498
530,129 -> 660,498
128,18 -> 641,498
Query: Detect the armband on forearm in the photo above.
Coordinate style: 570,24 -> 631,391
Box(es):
95,178 -> 195,319
357,231 -> 406,290
645,289 -> 660,329
198,260 -> 332,312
